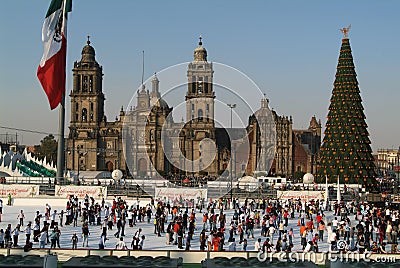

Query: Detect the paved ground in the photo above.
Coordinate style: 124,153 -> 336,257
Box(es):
0,198 -> 337,252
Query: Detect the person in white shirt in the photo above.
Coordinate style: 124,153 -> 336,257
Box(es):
268,226 -> 276,244
17,210 -> 25,226
50,210 -> 58,228
228,241 -> 237,251
38,231 -> 47,249
24,222 -> 32,245
138,235 -> 145,250
329,231 -> 337,251
255,238 -> 261,251
386,222 -> 393,243
115,237 -> 127,250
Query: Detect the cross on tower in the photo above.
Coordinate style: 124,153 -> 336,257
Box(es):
87,35 -> 91,45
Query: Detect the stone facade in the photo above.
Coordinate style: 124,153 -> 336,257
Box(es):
292,116 -> 321,180
66,38 -> 318,179
66,39 -> 124,174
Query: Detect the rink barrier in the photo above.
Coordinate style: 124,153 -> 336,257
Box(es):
0,248 -> 400,265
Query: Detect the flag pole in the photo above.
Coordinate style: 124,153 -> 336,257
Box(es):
56,93 -> 65,183
56,0 -> 68,184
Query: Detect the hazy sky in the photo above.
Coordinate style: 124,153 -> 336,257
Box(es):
0,0 -> 399,152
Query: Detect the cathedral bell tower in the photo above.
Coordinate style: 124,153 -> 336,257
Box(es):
183,37 -> 217,175
70,37 -> 105,126
186,36 -> 215,126
67,37 -> 105,172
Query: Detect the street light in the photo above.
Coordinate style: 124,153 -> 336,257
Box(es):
227,103 -> 236,202
76,145 -> 80,184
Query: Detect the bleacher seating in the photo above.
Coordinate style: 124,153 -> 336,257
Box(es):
62,255 -> 183,268
0,254 -> 44,268
201,257 -> 319,268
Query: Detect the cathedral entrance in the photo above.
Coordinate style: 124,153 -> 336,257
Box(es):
138,158 -> 147,177
106,161 -> 114,172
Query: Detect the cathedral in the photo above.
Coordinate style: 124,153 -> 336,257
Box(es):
66,37 -> 320,180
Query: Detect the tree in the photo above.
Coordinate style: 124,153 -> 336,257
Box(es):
317,36 -> 376,190
34,134 -> 58,164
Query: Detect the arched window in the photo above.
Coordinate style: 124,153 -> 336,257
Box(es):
82,108 -> 87,122
82,76 -> 88,92
198,109 -> 203,121
75,103 -> 79,121
89,75 -> 93,92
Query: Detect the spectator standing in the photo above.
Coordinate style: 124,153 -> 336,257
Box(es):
71,233 -> 78,249
17,210 -> 25,226
12,224 -> 21,247
0,229 -> 4,248
38,230 -> 47,249
242,238 -> 248,251
255,238 -> 261,251
138,235 -> 145,250
115,237 -> 127,250
98,234 -> 106,249
0,200 -> 3,222
82,221 -> 90,247
49,229 -> 58,249
24,222 -> 32,245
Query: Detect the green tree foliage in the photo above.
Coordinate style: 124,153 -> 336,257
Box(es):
34,134 -> 58,163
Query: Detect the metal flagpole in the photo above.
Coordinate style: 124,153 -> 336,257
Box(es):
56,93 -> 65,183
337,175 -> 341,204
55,0 -> 69,183
325,175 -> 329,211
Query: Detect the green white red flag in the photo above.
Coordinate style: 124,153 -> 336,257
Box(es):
37,0 -> 72,110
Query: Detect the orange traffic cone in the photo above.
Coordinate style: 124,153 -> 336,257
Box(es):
297,219 -> 301,226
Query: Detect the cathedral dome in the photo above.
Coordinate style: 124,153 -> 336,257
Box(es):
154,98 -> 169,109
81,37 -> 96,62
194,36 -> 207,62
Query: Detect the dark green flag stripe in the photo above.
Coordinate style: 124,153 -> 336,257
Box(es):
45,0 -> 72,18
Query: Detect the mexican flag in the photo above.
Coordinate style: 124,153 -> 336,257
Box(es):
37,0 -> 72,110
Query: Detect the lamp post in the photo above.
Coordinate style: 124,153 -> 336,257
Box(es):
76,145 -> 80,185
227,103 -> 236,202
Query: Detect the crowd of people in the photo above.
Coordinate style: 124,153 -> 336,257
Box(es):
0,193 -> 399,255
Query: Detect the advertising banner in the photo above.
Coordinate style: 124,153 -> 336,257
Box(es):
55,185 -> 107,199
154,187 -> 207,203
0,184 -> 40,198
276,190 -> 324,202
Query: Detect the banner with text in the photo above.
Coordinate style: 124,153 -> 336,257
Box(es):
0,184 -> 40,198
277,190 -> 324,202
155,187 -> 207,204
55,185 -> 107,199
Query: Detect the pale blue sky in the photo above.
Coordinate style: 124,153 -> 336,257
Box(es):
0,0 -> 399,152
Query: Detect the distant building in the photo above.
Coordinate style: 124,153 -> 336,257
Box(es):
292,116 -> 321,180
377,148 -> 400,178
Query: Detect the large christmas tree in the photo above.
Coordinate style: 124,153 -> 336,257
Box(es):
317,27 -> 376,189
